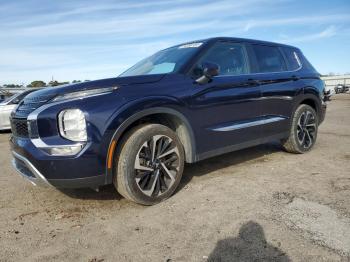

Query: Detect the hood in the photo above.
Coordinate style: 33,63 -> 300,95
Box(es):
26,74 -> 165,102
13,74 -> 166,119
24,74 -> 166,101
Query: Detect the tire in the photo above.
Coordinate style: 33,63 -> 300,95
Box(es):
114,124 -> 185,205
282,104 -> 318,154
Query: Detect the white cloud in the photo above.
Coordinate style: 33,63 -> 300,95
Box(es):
279,25 -> 338,43
0,0 -> 349,84
1,0 -> 270,38
242,15 -> 350,32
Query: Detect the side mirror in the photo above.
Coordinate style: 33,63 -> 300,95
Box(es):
196,62 -> 219,84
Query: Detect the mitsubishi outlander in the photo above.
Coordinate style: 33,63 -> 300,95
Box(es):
10,37 -> 326,205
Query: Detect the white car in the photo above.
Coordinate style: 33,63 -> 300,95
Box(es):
0,89 -> 38,131
324,85 -> 335,101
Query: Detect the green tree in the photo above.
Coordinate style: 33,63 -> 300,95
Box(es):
27,81 -> 46,88
72,80 -> 81,83
48,80 -> 69,87
3,84 -> 23,88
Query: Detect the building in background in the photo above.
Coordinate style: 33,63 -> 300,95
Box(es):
321,75 -> 350,89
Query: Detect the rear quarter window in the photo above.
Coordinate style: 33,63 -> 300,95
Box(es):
299,52 -> 318,73
282,47 -> 301,71
251,45 -> 286,73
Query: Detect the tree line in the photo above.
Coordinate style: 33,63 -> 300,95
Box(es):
2,80 -> 90,88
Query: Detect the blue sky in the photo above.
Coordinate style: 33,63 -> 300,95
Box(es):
0,0 -> 349,85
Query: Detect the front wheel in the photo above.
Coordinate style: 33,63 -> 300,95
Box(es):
114,124 -> 185,205
282,104 -> 318,154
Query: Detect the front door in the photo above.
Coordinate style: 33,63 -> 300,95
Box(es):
187,41 -> 263,159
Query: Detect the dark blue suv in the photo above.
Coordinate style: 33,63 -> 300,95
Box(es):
10,37 -> 326,205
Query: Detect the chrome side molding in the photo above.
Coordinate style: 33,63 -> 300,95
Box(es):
211,116 -> 286,132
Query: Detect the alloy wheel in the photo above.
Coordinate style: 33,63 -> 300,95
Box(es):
297,110 -> 317,149
134,135 -> 180,197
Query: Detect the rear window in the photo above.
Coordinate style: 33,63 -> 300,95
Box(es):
282,47 -> 301,71
252,45 -> 286,73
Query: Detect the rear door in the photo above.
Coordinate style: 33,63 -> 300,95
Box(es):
188,41 -> 263,158
246,44 -> 303,138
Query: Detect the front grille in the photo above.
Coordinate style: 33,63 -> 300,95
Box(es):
14,94 -> 56,118
11,118 -> 29,138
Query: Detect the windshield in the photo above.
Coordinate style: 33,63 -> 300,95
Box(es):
1,90 -> 35,105
119,42 -> 203,77
1,93 -> 19,104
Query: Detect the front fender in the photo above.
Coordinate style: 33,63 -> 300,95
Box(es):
100,96 -> 197,183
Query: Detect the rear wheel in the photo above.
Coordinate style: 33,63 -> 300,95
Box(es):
114,124 -> 184,205
282,104 -> 318,154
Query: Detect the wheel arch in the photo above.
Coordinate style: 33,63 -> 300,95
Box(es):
293,84 -> 322,117
105,107 -> 197,181
298,93 -> 322,118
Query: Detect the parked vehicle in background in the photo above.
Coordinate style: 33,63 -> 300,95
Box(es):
10,37 -> 326,205
324,85 -> 334,101
334,84 -> 349,94
0,89 -> 39,130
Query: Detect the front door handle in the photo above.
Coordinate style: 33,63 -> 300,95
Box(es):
291,75 -> 300,81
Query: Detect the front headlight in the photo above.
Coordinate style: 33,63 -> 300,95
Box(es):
58,109 -> 87,142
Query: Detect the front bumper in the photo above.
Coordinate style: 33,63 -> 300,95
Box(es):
12,151 -> 51,187
10,136 -> 107,189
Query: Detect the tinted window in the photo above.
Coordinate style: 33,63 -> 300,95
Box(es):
282,47 -> 301,71
16,90 -> 34,101
252,45 -> 286,73
195,42 -> 248,76
8,90 -> 35,104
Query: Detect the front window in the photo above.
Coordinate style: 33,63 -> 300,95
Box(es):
119,43 -> 203,77
193,42 -> 249,76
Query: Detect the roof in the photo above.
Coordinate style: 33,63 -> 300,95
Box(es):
185,37 -> 298,49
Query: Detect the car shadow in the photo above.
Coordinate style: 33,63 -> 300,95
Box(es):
59,142 -> 282,200
208,221 -> 290,262
58,184 -> 123,201
178,142 -> 282,191
0,130 -> 11,134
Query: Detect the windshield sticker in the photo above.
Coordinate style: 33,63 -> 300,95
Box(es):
178,42 -> 203,49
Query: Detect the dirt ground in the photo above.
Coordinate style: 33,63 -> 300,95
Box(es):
0,94 -> 349,262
